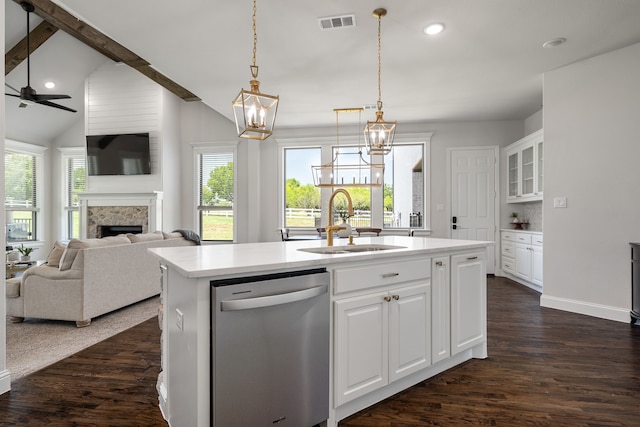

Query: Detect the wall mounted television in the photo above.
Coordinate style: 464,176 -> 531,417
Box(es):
86,133 -> 151,176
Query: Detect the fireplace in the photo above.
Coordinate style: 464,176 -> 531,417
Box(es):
77,192 -> 163,239
100,225 -> 143,238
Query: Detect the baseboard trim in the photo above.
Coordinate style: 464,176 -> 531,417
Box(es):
540,294 -> 630,323
0,369 -> 11,395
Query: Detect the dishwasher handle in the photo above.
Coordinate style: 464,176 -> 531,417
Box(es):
221,285 -> 327,311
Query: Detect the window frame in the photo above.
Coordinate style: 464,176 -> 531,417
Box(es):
59,147 -> 86,240
5,139 -> 47,243
193,143 -> 238,243
279,133 -> 432,233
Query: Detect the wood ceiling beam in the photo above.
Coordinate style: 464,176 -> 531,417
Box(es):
5,20 -> 58,76
11,0 -> 200,102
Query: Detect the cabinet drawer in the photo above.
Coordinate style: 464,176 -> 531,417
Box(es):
502,231 -> 516,241
502,256 -> 515,274
502,241 -> 514,256
513,233 -> 532,244
334,258 -> 429,294
532,235 -> 543,246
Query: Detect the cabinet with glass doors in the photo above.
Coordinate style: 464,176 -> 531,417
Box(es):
505,129 -> 543,203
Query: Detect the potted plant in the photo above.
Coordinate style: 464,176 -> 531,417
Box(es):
336,210 -> 353,238
17,244 -> 34,262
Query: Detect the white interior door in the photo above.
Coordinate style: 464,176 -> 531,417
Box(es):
448,147 -> 498,274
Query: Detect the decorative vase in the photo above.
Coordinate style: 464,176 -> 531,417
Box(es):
20,255 -> 31,262
338,222 -> 352,238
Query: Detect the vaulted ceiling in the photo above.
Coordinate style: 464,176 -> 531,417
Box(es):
5,0 -> 640,142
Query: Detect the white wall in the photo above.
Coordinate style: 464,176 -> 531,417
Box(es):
0,3 -> 9,396
541,42 -> 640,322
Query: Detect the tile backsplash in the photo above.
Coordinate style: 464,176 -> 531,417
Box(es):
522,201 -> 543,232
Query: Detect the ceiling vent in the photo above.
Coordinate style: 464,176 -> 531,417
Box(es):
318,14 -> 356,30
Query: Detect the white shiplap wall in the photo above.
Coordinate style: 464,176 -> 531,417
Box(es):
85,63 -> 162,193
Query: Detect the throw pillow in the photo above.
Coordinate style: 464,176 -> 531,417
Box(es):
127,231 -> 163,243
162,231 -> 183,240
46,241 -> 67,268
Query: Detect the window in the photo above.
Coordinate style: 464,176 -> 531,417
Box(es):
197,150 -> 236,241
5,141 -> 45,243
383,144 -> 425,229
281,135 -> 430,231
64,154 -> 86,239
284,147 -> 321,228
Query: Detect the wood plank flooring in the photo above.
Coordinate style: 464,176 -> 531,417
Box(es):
1,276 -> 639,426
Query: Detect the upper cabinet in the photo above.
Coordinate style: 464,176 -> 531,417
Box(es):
505,129 -> 543,203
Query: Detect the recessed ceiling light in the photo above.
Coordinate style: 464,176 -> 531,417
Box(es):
424,23 -> 444,35
44,81 -> 56,89
543,37 -> 566,48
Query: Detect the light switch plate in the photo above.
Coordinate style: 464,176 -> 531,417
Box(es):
553,196 -> 567,208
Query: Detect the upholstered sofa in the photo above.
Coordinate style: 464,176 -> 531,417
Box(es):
6,231 -> 196,327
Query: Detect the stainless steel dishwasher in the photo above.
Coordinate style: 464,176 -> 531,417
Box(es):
211,268 -> 330,426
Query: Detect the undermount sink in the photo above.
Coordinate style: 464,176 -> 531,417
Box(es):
298,244 -> 406,255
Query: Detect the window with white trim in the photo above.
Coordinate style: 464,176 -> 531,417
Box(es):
282,139 -> 429,231
197,150 -> 236,241
5,141 -> 45,243
64,154 -> 86,239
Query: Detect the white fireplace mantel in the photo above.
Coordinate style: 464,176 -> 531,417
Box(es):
77,192 -> 164,239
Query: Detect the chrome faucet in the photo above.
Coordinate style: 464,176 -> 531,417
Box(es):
326,188 -> 354,247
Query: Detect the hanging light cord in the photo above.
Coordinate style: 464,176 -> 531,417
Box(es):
376,12 -> 383,111
251,0 -> 258,78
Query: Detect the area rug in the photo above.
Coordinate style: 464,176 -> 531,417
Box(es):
6,296 -> 160,380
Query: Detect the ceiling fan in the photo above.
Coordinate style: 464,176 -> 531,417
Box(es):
5,1 -> 77,113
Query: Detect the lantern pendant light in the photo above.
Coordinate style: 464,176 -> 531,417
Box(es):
364,8 -> 396,155
232,0 -> 279,140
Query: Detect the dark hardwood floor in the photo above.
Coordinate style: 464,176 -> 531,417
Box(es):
2,276 -> 639,426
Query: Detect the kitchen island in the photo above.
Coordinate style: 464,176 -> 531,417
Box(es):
149,235 -> 492,427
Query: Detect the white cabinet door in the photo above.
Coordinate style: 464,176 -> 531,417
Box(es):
514,243 -> 532,282
431,257 -> 450,364
451,252 -> 486,355
334,291 -> 389,406
388,282 -> 431,382
532,244 -> 543,288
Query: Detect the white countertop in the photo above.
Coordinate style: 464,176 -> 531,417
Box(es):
501,228 -> 543,235
149,236 -> 493,279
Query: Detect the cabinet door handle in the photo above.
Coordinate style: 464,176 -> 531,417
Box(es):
383,296 -> 392,302
381,272 -> 399,279
467,256 -> 478,260
435,261 -> 443,267
392,295 -> 400,300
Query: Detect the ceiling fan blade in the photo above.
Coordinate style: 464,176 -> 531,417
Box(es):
5,93 -> 22,98
33,93 -> 72,101
5,83 -> 21,94
36,99 -> 77,113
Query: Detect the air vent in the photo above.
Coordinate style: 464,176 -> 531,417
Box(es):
318,14 -> 356,30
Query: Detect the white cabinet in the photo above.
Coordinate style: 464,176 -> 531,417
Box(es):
333,260 -> 431,407
431,257 -> 450,364
505,129 -> 543,203
451,252 -> 487,355
501,230 -> 543,292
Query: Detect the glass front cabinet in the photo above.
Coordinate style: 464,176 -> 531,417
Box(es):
505,129 -> 543,203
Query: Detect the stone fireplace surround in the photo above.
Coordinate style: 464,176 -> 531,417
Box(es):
77,192 -> 163,239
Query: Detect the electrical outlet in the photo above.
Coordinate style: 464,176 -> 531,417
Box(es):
176,309 -> 184,331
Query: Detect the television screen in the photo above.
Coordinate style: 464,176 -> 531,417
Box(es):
86,133 -> 151,176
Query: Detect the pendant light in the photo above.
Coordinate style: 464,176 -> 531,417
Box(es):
232,0 -> 279,140
312,108 -> 384,188
363,8 -> 396,155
